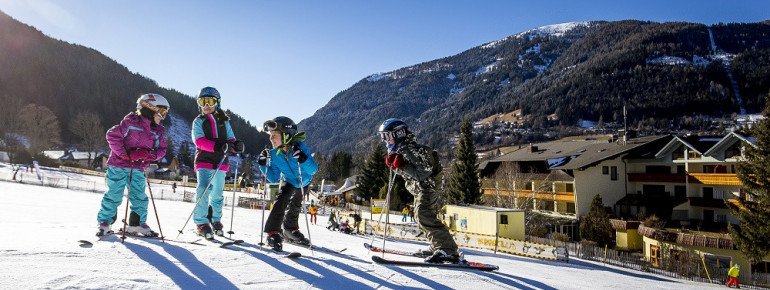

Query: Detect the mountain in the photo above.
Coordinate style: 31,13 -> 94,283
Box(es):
0,10 -> 269,155
300,20 -> 770,154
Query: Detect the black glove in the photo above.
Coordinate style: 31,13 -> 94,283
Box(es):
214,142 -> 230,153
257,149 -> 269,166
233,140 -> 245,153
292,143 -> 308,163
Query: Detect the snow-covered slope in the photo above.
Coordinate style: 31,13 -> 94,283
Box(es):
0,170 -> 725,289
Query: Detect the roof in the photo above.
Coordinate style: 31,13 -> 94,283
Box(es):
703,131 -> 757,156
655,135 -> 722,158
485,136 -> 671,171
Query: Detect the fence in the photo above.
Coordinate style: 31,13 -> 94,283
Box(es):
527,236 -> 770,289
1,169 -> 253,209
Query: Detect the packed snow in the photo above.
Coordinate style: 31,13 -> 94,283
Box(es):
0,165 -> 727,289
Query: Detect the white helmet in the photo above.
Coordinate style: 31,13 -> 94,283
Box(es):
136,93 -> 170,119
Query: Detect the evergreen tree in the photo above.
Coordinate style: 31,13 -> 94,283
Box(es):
239,156 -> 255,186
164,136 -> 175,163
579,194 -> 614,247
178,142 -> 193,168
379,175 -> 409,210
728,102 -> 770,263
356,142 -> 387,201
447,118 -> 481,205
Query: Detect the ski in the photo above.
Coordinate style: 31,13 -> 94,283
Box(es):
371,255 -> 499,272
216,235 -> 245,248
117,230 -> 207,246
78,232 -> 117,247
364,243 -> 429,258
285,240 -> 347,255
231,241 -> 302,258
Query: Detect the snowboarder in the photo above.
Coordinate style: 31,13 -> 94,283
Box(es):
191,87 -> 245,238
95,93 -> 170,237
258,116 -> 318,251
378,118 -> 461,264
727,264 -> 741,288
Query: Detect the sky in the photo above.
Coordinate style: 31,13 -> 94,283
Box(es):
0,1 -> 768,126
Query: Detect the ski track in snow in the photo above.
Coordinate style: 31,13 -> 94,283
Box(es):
0,166 -> 729,290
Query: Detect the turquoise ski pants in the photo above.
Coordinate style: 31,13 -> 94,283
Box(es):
194,168 -> 226,225
97,166 -> 148,225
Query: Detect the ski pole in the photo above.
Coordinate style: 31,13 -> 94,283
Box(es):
176,151 -> 228,238
380,168 -> 396,256
227,154 -> 240,237
120,164 -> 136,243
258,147 -> 270,246
296,159 -> 314,256
368,168 -> 396,256
145,176 -> 165,242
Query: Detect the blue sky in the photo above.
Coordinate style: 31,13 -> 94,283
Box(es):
0,1 -> 768,126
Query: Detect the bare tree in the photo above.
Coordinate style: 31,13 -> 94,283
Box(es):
0,95 -> 24,137
18,104 -> 61,154
69,112 -> 103,167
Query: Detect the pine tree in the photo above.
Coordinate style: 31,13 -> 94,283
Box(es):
579,194 -> 614,247
164,136 -> 175,163
447,118 -> 481,205
728,102 -> 770,264
356,141 -> 388,201
178,142 -> 193,168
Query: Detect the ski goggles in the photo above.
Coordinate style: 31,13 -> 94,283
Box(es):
197,96 -> 219,107
379,131 -> 394,142
154,106 -> 169,120
264,120 -> 279,132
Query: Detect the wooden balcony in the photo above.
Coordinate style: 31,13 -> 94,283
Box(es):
627,173 -> 741,186
481,188 -> 575,202
688,173 -> 741,186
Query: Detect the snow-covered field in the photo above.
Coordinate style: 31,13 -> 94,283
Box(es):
0,177 -> 725,289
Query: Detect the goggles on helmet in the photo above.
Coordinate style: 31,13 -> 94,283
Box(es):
140,100 -> 169,120
264,120 -> 279,132
197,96 -> 219,108
379,131 -> 394,142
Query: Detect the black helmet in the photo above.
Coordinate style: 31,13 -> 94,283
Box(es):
264,116 -> 298,143
378,118 -> 409,143
197,86 -> 221,109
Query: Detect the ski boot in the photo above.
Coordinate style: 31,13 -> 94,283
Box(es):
196,223 -> 214,240
96,222 -> 113,237
424,249 -> 462,264
126,224 -> 159,237
413,246 -> 434,258
267,232 -> 283,251
283,228 -> 310,245
211,221 -> 224,237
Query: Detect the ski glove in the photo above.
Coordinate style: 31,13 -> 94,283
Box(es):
129,148 -> 156,163
292,143 -> 308,163
257,149 -> 270,166
232,140 -> 246,153
215,142 -> 232,153
385,153 -> 404,169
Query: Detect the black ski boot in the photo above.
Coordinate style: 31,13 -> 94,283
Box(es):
211,221 -> 224,237
283,228 -> 309,245
196,223 -> 214,240
267,232 -> 283,251
424,249 -> 461,264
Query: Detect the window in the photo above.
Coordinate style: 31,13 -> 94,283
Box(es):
610,166 -> 618,181
676,165 -> 686,174
602,166 -> 609,175
650,245 -> 660,267
566,202 -> 576,214
565,183 -> 574,192
703,187 -> 714,199
500,214 -> 508,225
675,186 -> 686,198
704,254 -> 732,269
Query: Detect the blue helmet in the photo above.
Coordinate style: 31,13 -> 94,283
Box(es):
378,118 -> 409,143
197,86 -> 221,109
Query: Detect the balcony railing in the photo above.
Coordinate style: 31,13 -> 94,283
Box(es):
481,188 -> 575,202
627,173 -> 741,186
688,173 -> 741,186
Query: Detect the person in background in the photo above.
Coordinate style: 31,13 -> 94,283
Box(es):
327,210 -> 339,231
401,206 -> 409,222
308,201 -> 318,225
351,212 -> 363,234
96,93 -> 169,237
726,264 -> 741,288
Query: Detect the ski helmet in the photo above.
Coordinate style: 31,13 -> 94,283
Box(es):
197,86 -> 221,108
264,116 -> 297,144
378,118 -> 409,143
136,93 -> 170,120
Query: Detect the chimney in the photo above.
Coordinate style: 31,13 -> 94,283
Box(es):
529,143 -> 538,152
